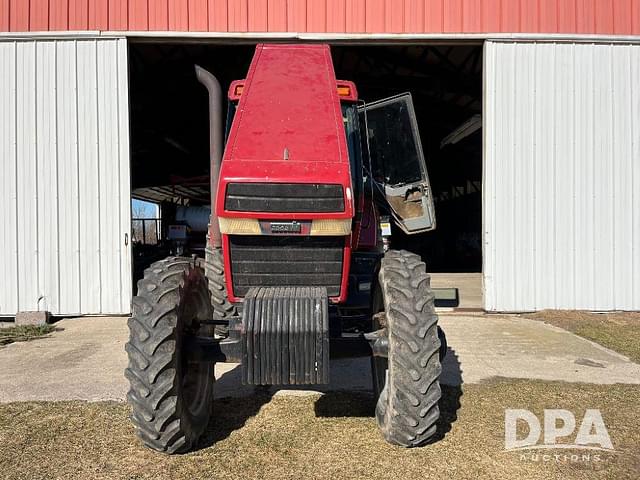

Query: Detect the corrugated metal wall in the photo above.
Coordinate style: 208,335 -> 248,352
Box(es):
484,41 -> 640,311
1,0 -> 640,35
0,37 -> 132,316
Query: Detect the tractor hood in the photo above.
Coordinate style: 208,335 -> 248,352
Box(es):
216,44 -> 353,220
222,44 -> 349,165
215,158 -> 354,220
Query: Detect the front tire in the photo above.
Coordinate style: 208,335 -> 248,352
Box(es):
373,250 -> 442,447
125,256 -> 214,454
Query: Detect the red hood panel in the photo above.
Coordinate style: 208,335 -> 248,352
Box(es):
224,44 -> 348,164
216,160 -> 354,220
219,159 -> 350,184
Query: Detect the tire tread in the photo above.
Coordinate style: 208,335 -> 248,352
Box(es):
125,256 -> 212,454
376,249 -> 442,447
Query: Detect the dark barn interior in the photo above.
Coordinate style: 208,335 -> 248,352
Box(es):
128,42 -> 482,276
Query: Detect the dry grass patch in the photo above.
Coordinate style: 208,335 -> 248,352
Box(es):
0,325 -> 55,347
0,380 -> 638,480
523,311 -> 640,363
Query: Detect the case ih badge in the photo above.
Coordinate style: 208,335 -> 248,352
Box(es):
270,221 -> 301,234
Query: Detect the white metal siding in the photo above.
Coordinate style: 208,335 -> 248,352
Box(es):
484,41 -> 640,311
0,38 -> 131,316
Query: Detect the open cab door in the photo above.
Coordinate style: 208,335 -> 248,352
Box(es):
359,93 -> 436,234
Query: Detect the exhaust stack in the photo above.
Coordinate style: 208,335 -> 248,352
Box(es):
195,65 -> 224,248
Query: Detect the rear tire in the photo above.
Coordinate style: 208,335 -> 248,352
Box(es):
125,256 -> 214,454
205,245 -> 237,337
373,250 -> 442,447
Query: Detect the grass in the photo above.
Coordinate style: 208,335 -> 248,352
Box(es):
0,325 -> 55,347
0,379 -> 638,480
523,311 -> 640,363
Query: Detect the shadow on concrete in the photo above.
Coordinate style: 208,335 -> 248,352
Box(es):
432,346 -> 463,442
315,337 -> 464,444
197,329 -> 463,449
441,345 -> 463,387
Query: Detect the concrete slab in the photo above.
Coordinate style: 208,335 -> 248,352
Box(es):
0,317 -> 129,402
0,313 -> 638,403
439,314 -> 640,385
0,317 -> 371,402
430,272 -> 482,309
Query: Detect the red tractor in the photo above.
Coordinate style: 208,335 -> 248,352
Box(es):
126,44 -> 444,453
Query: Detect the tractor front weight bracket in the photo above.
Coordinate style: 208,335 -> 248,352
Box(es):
184,310 -> 386,377
184,333 -> 243,364
364,329 -> 389,358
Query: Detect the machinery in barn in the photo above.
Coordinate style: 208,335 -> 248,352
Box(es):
125,43 -> 445,453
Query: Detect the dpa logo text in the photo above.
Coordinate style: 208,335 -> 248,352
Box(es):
504,409 -> 614,451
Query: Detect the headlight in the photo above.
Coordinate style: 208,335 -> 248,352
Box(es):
310,219 -> 352,235
218,217 -> 261,235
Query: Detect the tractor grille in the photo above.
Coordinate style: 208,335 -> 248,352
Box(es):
225,183 -> 344,213
228,235 -> 344,297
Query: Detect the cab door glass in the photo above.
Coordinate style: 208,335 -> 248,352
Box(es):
359,93 -> 436,234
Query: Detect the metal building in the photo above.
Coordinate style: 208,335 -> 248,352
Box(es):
0,38 -> 131,316
1,0 -> 639,315
484,41 -> 640,311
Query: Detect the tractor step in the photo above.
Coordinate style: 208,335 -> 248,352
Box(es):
241,286 -> 330,385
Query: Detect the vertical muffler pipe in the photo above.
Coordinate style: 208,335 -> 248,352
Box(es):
195,65 -> 223,248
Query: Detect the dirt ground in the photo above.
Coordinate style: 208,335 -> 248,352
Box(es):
1,379 -> 638,480
523,311 -> 640,363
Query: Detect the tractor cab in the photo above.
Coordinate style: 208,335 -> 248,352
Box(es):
223,58 -> 436,241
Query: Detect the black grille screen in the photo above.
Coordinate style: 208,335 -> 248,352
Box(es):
229,235 -> 344,297
225,183 -> 344,213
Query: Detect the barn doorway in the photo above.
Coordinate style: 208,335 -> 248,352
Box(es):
127,42 -> 483,306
